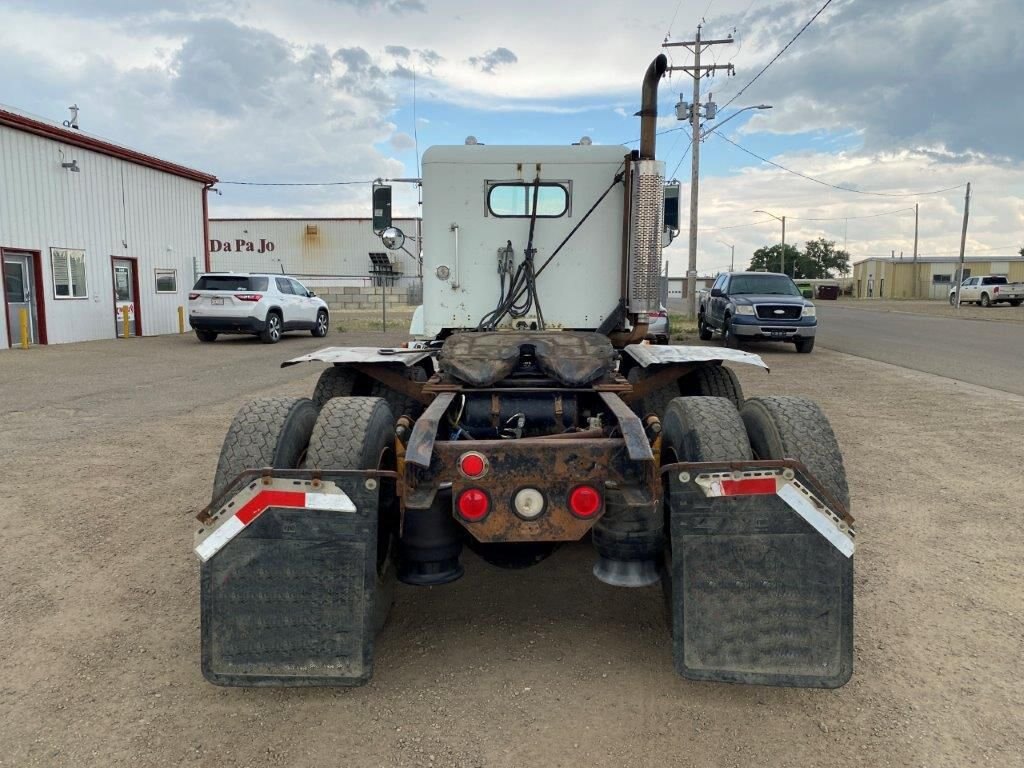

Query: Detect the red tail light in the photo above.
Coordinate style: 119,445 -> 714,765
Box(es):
188,292 -> 200,300
458,451 -> 487,478
993,286 -> 1000,294
568,485 -> 602,518
235,293 -> 263,302
649,310 -> 666,318
457,489 -> 490,521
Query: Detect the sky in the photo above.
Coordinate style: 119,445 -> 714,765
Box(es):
1,0 -> 1021,276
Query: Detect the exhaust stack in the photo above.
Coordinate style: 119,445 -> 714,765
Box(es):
628,55 -> 668,315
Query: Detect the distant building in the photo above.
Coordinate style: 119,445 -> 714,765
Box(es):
852,256 -> 1024,300
0,108 -> 216,350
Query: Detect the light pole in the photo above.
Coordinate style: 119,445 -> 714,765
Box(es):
718,239 -> 735,272
754,209 -> 786,275
678,103 -> 773,318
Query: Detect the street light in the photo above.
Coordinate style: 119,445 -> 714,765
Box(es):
753,209 -> 786,275
718,239 -> 735,272
683,104 -> 773,319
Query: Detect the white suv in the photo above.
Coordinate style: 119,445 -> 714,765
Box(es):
188,273 -> 330,344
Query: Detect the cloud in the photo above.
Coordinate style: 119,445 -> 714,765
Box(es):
328,0 -> 425,13
467,47 -> 518,74
385,45 -> 411,58
389,131 -> 416,150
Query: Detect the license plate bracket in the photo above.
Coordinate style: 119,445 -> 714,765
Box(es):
211,297 -> 224,305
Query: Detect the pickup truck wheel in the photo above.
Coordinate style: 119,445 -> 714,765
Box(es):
795,337 -> 815,354
211,396 -> 319,502
980,293 -> 991,307
260,311 -> 282,343
722,317 -> 740,349
312,365 -> 359,409
305,396 -> 398,634
697,316 -> 713,341
740,396 -> 849,510
1011,300 -> 1022,307
195,330 -> 218,343
679,364 -> 744,407
948,293 -> 956,306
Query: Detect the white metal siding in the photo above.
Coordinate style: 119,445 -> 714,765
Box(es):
0,124 -> 206,347
208,219 -> 421,280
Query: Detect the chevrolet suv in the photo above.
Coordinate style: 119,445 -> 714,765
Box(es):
188,273 -> 330,344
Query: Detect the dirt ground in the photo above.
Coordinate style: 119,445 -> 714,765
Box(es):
2,330 -> 1022,768
834,297 -> 1024,323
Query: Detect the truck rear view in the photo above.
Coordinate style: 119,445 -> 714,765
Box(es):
195,55 -> 855,689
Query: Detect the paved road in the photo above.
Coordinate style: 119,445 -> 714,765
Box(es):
816,304 -> 1024,395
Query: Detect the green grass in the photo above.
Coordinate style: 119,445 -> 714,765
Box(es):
668,313 -> 698,342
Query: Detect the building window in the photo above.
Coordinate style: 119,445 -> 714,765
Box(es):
486,182 -> 570,218
932,274 -> 951,283
51,247 -> 88,298
155,269 -> 177,293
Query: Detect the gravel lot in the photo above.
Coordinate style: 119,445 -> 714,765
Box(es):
2,331 -> 1022,768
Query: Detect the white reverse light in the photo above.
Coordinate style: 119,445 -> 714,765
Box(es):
513,488 -> 545,520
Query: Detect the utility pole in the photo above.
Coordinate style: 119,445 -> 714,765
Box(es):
954,182 -> 971,310
912,203 -> 919,298
719,239 -> 735,271
664,25 -> 735,317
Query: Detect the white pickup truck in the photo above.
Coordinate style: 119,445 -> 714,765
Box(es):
950,275 -> 1024,307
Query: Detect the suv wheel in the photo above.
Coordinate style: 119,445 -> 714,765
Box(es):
261,312 -> 282,344
312,309 -> 329,338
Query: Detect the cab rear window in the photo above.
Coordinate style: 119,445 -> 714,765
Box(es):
487,182 -> 569,218
193,275 -> 269,291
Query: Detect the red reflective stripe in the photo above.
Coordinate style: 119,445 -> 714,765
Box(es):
234,490 -> 306,525
720,478 -> 777,496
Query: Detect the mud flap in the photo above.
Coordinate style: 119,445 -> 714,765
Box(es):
197,474 -> 382,686
667,465 -> 854,688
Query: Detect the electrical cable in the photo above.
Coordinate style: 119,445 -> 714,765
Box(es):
712,131 -> 966,197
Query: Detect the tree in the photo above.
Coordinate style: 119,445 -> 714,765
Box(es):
1018,246 -> 1023,257
747,238 -> 850,278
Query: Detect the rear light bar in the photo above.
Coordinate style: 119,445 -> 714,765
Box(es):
457,489 -> 490,521
235,293 -> 263,302
568,485 -> 602,518
458,451 -> 487,479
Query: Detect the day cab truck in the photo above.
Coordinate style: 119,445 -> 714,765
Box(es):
194,55 -> 855,690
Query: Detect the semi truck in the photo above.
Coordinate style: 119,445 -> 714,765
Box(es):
195,55 -> 855,689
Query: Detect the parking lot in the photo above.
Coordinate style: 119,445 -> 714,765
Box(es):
2,331 -> 1022,768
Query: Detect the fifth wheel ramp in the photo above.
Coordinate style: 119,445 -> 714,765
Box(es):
665,463 -> 854,688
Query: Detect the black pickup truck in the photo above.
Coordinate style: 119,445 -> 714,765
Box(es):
697,272 -> 818,353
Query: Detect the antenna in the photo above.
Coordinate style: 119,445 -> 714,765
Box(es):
63,103 -> 80,130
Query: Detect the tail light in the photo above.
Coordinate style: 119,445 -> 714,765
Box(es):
568,485 -> 602,518
457,489 -> 490,522
188,292 -> 200,300
513,488 -> 545,519
993,286 -> 1000,294
649,310 -> 666,318
458,451 -> 487,479
235,293 -> 263,302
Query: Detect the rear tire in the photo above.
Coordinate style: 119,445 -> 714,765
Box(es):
795,337 -> 815,354
740,396 -> 849,509
368,366 -> 429,420
305,397 -> 398,634
312,366 -> 358,409
1011,300 -> 1022,307
980,293 -> 991,307
195,330 -> 218,343
627,366 -> 679,421
679,364 -> 744,408
211,397 -> 319,501
312,309 -> 329,337
260,311 -> 282,343
661,396 -> 752,464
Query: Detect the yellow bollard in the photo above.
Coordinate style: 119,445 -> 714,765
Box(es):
177,305 -> 185,334
19,308 -> 29,349
122,305 -> 131,338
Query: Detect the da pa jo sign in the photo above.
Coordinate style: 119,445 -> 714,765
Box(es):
209,238 -> 276,253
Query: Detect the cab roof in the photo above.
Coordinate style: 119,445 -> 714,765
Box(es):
423,144 -> 628,165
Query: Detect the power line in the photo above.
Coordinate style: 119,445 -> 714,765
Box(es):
712,132 -> 966,197
788,206 -> 915,222
720,0 -> 835,113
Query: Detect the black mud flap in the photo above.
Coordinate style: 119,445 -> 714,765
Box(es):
197,473 -> 383,687
666,464 -> 854,688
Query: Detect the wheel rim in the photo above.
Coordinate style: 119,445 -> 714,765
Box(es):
269,316 -> 280,340
317,312 -> 328,334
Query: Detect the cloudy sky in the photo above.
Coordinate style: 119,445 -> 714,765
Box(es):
1,0 -> 1021,274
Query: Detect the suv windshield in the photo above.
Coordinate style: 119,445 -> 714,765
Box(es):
193,275 -> 269,291
729,275 -> 803,296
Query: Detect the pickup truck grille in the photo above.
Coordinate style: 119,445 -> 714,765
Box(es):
754,304 -> 802,320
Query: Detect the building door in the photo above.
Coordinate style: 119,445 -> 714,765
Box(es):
112,258 -> 138,337
3,253 -> 38,345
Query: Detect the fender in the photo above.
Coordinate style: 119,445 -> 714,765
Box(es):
622,343 -> 768,371
281,346 -> 434,369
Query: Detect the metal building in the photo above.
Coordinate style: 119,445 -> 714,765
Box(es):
0,108 -> 216,350
852,256 -> 1024,299
208,217 -> 422,283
